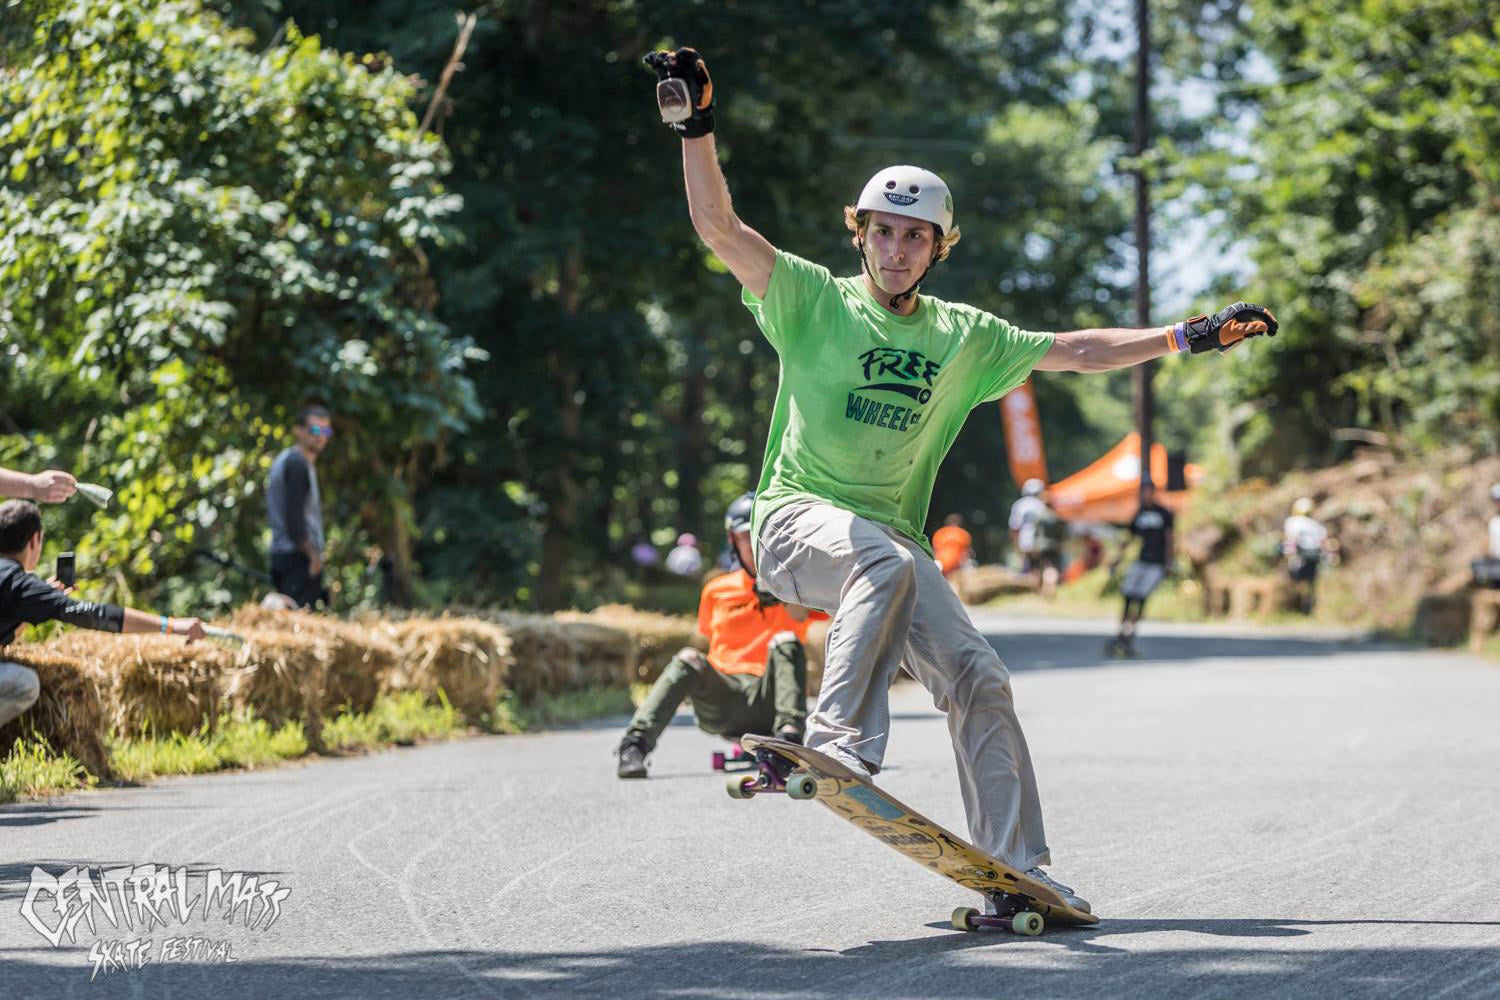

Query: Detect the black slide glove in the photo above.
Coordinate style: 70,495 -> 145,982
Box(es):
1167,301 -> 1279,354
643,46 -> 715,138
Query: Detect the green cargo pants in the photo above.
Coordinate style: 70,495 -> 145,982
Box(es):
625,632 -> 808,750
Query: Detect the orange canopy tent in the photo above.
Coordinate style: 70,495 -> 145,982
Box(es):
1047,432 -> 1201,524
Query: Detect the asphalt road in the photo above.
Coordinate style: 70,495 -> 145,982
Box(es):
2,612 -> 1498,999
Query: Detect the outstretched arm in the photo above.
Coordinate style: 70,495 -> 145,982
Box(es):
682,136 -> 775,297
646,47 -> 775,298
1035,303 -> 1279,373
0,467 -> 76,502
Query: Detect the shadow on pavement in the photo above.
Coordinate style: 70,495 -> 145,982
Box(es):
2,931 -> 1498,1000
0,803 -> 105,828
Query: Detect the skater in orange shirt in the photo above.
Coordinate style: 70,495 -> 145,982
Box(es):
932,514 -> 973,579
616,493 -> 824,778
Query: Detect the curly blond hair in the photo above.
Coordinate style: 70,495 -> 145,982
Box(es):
843,206 -> 961,263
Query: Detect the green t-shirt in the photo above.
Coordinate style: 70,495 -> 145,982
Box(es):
743,249 -> 1054,555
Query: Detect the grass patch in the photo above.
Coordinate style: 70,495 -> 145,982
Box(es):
109,712 -> 309,782
485,684 -> 636,734
7,683 -> 627,803
0,737 -> 93,804
323,691 -> 464,751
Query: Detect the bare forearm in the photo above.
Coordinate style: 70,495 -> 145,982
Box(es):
121,607 -> 204,640
0,469 -> 34,499
121,608 -> 173,634
682,135 -> 735,241
679,134 -> 775,296
1036,327 -> 1172,373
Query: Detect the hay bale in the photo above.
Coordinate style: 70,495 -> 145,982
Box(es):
47,632 -> 233,737
555,605 -> 702,683
227,605 -> 397,713
223,630 -> 330,750
386,617 -> 512,721
470,612 -> 631,700
0,645 -> 112,780
955,565 -> 1034,605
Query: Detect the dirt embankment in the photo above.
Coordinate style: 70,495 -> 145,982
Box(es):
1180,449 -> 1500,633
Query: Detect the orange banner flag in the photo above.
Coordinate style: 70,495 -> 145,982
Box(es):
999,379 -> 1048,490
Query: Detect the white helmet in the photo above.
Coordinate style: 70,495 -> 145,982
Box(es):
856,165 -> 954,235
1022,478 -> 1046,497
1491,483 -> 1500,502
1292,497 -> 1315,516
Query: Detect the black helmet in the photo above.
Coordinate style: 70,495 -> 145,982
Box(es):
724,492 -> 755,535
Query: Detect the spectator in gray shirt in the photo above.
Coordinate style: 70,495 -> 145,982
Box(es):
267,405 -> 333,608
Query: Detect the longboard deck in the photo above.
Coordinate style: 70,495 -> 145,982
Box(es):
739,734 -> 1098,927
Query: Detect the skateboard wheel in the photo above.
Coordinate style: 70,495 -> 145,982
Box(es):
786,773 -> 818,800
726,776 -> 756,799
1011,911 -> 1044,936
711,752 -> 726,771
950,906 -> 979,932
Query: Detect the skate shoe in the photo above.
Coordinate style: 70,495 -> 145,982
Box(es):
616,734 -> 650,779
1020,867 -> 1091,914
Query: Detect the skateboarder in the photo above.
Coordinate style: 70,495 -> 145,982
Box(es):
1009,479 -> 1065,597
1108,483 -> 1174,658
616,493 -> 825,778
1282,497 -> 1333,613
646,46 -> 1277,913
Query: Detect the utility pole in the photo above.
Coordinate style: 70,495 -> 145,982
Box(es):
1133,0 -> 1154,497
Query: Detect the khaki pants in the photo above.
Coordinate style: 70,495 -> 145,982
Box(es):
756,498 -> 1050,870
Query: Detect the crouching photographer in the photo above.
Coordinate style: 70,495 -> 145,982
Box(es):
0,499 -> 206,728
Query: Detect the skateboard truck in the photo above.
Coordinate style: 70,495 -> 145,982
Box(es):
711,741 -> 756,773
725,747 -> 818,800
950,893 -> 1046,936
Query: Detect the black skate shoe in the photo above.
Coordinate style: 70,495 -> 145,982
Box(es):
616,734 -> 650,779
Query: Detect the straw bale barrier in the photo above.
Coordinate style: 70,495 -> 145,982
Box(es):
955,565 -> 1034,605
46,632 -> 234,737
453,611 -> 632,701
0,644 -> 112,779
228,606 -> 398,713
385,617 -> 513,720
554,605 -> 702,683
223,629 -> 331,749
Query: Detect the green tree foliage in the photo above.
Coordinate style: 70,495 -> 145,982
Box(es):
237,0 -> 1142,597
0,0 -> 476,612
1222,0 -> 1500,471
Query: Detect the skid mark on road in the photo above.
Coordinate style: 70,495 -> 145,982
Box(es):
343,797 -> 512,1000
